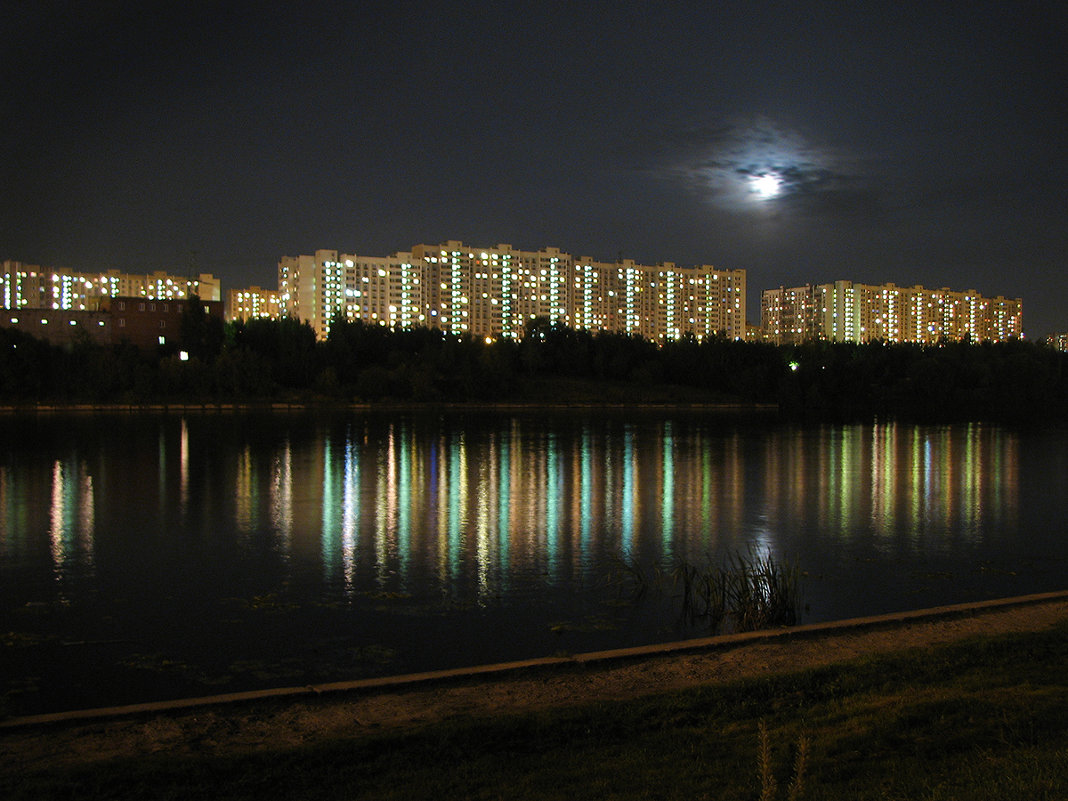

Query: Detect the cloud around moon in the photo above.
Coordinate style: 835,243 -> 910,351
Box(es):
661,116 -> 875,215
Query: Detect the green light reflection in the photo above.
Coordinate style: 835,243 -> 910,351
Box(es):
662,421 -> 674,551
290,418 -> 1022,598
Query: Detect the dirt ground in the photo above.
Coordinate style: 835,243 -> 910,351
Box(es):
3,594 -> 1068,777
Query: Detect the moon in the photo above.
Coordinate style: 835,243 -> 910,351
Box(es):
750,173 -> 782,199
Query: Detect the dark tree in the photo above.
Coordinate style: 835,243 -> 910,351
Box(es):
179,294 -> 224,361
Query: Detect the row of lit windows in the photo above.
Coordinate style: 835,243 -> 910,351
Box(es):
9,314 -> 108,327
277,250 -> 746,340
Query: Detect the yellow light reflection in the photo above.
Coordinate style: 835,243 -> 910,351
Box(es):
269,440 -> 293,547
179,417 -> 189,516
48,459 -> 95,581
236,446 -> 255,535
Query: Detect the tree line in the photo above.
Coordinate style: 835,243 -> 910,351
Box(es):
2,305 -> 1067,421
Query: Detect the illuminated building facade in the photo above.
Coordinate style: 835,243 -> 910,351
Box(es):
1048,333 -> 1068,352
279,241 -> 746,341
1,260 -> 221,312
761,281 -> 1022,345
227,286 -> 281,322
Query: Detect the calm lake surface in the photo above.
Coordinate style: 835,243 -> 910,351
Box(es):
2,410 -> 1066,714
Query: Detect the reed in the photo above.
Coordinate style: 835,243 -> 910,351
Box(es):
670,557 -> 727,629
722,548 -> 801,632
606,550 -> 652,601
617,546 -> 802,634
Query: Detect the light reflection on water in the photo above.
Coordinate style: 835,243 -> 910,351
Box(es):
48,458 -> 95,587
0,416 -> 1029,600
756,424 -> 1018,554
0,412 -> 1062,712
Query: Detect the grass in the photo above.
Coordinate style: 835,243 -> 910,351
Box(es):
4,621 -> 1068,799
759,718 -> 810,801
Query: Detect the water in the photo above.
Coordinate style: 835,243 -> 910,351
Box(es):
2,410 -> 1066,714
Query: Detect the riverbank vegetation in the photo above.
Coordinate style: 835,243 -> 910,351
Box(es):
3,310 -> 1068,420
611,549 -> 803,632
5,621 -> 1068,800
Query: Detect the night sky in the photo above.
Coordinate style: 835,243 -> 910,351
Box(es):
3,2 -> 1066,336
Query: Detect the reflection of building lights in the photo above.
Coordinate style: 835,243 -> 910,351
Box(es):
48,458 -> 95,577
269,440 -> 293,544
661,421 -> 674,545
10,416 -> 992,623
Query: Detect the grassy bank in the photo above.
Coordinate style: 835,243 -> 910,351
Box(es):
5,620 -> 1068,799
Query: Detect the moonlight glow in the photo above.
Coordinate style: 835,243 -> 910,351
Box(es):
750,173 -> 782,199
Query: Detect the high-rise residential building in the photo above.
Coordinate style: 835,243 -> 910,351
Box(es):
761,281 -> 1022,345
278,241 -> 746,342
227,286 -> 281,322
1,260 -> 221,311
1048,333 -> 1068,352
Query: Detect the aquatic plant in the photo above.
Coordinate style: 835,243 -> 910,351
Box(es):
670,557 -> 727,629
722,548 -> 801,632
613,547 -> 802,634
606,549 -> 653,601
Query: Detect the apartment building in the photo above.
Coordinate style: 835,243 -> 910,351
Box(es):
1,260 -> 222,311
761,281 -> 1022,345
277,241 -> 747,342
104,296 -> 223,350
227,285 -> 281,322
1,296 -> 223,350
1,307 -> 112,346
1048,333 -> 1068,352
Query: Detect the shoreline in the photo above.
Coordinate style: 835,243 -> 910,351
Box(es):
4,589 -> 1063,734
0,400 -> 780,414
4,591 -> 1068,777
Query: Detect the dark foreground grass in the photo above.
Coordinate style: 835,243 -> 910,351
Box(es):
5,622 -> 1068,800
